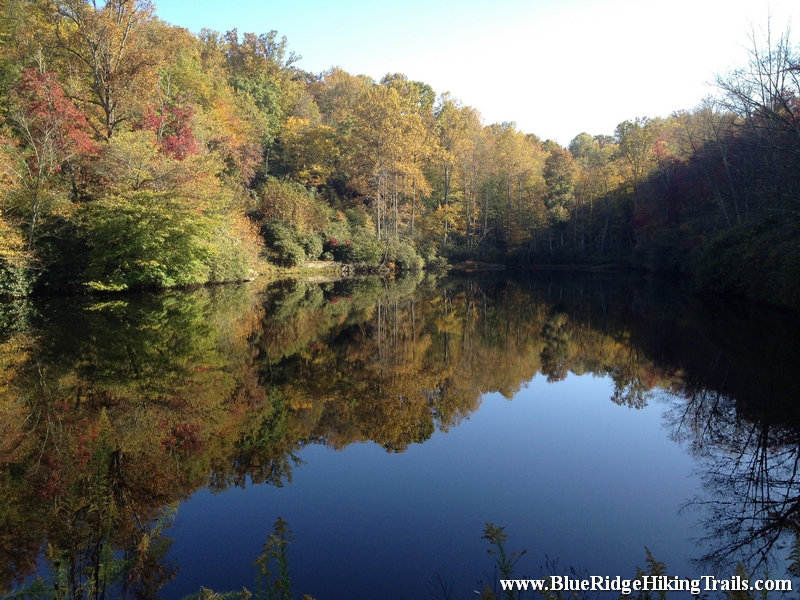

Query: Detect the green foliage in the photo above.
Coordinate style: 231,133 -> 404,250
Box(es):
299,231 -> 323,260
419,240 -> 449,270
207,214 -> 261,282
0,220 -> 32,297
385,237 -> 424,270
322,220 -> 351,253
0,0 -> 797,303
692,217 -> 800,307
261,221 -> 307,267
629,548 -> 669,600
424,252 -> 449,270
340,230 -> 383,266
255,179 -> 327,234
0,260 -> 31,298
232,74 -> 282,140
80,191 -> 216,291
318,209 -> 387,267
252,517 -> 294,600
543,147 -> 575,222
232,391 -> 299,487
481,523 -> 527,600
255,181 -> 335,266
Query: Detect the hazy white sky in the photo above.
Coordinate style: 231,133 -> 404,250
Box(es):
153,0 -> 795,145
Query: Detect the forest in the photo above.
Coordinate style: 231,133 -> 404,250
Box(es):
0,0 -> 799,306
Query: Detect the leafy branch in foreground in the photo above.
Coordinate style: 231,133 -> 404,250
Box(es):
252,517 -> 294,600
180,516 -> 315,600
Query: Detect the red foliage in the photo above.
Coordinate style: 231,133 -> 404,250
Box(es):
34,452 -> 65,501
143,102 -> 200,160
160,422 -> 204,456
652,139 -> 670,162
12,69 -> 98,168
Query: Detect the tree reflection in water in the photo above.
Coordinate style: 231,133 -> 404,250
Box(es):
1,272 -> 799,596
667,387 -> 800,572
654,295 -> 800,574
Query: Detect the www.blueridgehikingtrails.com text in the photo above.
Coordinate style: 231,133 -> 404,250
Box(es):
500,576 -> 792,595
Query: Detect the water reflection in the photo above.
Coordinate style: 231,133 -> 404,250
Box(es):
666,388 -> 800,571
1,273 -> 799,596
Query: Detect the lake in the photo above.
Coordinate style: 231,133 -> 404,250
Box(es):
2,272 -> 799,599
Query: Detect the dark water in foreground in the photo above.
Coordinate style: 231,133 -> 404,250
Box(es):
2,272 -> 800,599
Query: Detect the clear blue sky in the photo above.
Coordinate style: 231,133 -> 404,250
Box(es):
153,0 -> 795,145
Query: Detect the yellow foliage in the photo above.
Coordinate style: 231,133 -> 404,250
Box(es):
278,117 -> 338,186
0,218 -> 25,262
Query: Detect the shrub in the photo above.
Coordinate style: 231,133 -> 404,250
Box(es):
386,238 -> 424,270
207,213 -> 262,282
339,232 -> 383,266
324,219 -> 353,253
256,178 -> 327,232
0,261 -> 31,297
80,191 -> 214,291
692,217 -> 800,308
300,232 -> 323,260
0,220 -> 32,297
261,221 -> 307,267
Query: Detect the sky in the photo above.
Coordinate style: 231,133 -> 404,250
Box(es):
152,0 -> 796,146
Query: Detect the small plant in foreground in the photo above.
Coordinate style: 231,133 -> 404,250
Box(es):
481,522 -> 528,600
252,517 -> 294,600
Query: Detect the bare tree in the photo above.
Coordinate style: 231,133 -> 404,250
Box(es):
716,22 -> 800,152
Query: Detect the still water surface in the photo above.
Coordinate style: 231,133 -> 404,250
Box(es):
167,377 -> 699,600
1,272 -> 799,599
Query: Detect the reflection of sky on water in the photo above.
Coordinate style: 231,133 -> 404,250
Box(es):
164,374 -> 702,600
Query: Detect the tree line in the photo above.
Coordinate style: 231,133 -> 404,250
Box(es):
0,1 -> 798,305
